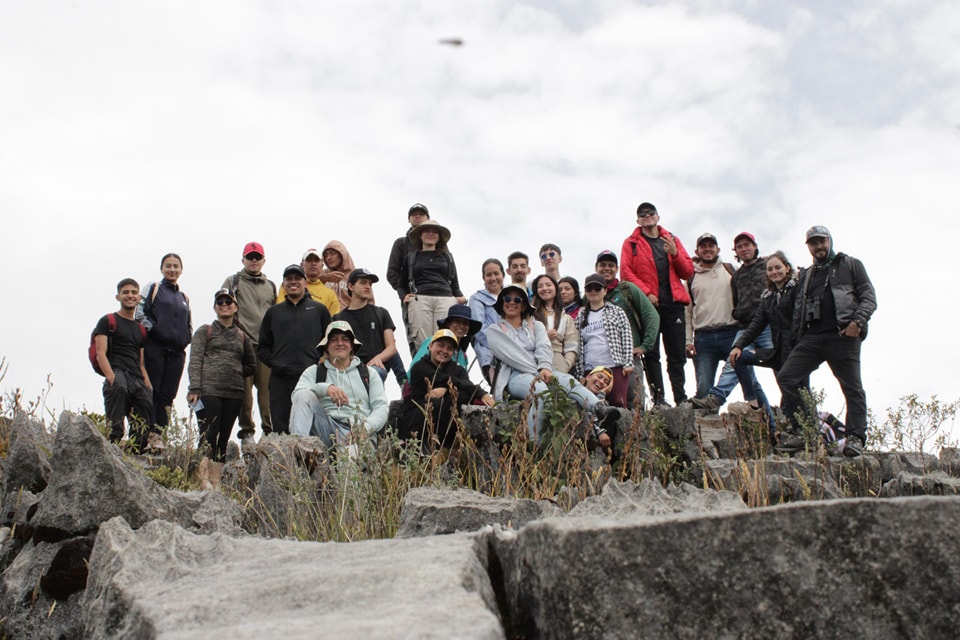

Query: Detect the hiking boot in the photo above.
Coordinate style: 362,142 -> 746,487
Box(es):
690,394 -> 722,413
840,436 -> 864,458
145,432 -> 165,454
775,432 -> 805,454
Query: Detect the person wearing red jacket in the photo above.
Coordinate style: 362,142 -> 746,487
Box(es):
619,202 -> 694,406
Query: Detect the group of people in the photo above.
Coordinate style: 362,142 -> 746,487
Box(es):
92,202 -> 877,485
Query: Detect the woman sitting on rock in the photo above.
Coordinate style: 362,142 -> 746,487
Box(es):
398,328 -> 493,451
575,274 -> 634,409
487,285 -> 600,442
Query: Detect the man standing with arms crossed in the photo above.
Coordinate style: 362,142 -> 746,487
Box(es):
222,241 -> 277,441
620,202 -> 694,407
777,226 -> 877,457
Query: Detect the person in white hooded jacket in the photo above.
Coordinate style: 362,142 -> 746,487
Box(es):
289,321 -> 389,447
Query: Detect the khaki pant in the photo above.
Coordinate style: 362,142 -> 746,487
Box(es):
406,295 -> 458,354
238,357 -> 271,439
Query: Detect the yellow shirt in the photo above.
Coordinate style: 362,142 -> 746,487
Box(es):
277,280 -> 340,315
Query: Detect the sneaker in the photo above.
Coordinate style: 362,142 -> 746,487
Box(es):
145,432 -> 165,454
840,436 -> 864,458
775,432 -> 805,454
690,394 -> 722,412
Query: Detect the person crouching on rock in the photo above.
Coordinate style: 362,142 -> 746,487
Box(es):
399,328 -> 494,452
289,321 -> 389,449
187,288 -> 256,490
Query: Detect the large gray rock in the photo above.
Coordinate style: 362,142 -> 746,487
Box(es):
874,451 -> 941,481
567,478 -> 746,518
397,487 -> 561,538
31,412 -> 245,541
880,471 -> 960,496
81,517 -> 504,639
2,412 -> 53,496
486,496 -> 960,638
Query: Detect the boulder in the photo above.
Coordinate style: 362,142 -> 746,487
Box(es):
396,487 -> 561,538
880,471 -> 960,496
31,412 -> 246,541
567,478 -> 746,518
485,496 -> 960,638
81,517 -> 504,639
2,412 -> 54,496
874,451 -> 940,481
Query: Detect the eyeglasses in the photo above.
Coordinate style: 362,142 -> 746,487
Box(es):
244,253 -> 264,261
502,296 -> 525,304
215,299 -> 235,306
540,251 -> 557,260
637,210 -> 657,218
584,285 -> 604,292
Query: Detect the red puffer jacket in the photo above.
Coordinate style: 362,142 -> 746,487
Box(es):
619,226 -> 694,305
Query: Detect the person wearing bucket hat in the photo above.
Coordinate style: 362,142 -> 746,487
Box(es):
289,320 -> 389,447
258,264 -> 333,434
186,288 -> 256,489
399,219 -> 467,355
399,328 -> 494,451
776,226 -> 877,457
405,303 -> 480,379
487,285 -> 601,441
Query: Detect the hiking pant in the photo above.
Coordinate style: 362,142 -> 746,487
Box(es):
143,342 -> 186,427
642,304 -> 687,405
507,371 -> 598,442
778,332 -> 867,440
103,369 -> 153,448
197,396 -> 242,462
289,389 -> 351,447
238,356 -> 271,439
406,295 -> 458,355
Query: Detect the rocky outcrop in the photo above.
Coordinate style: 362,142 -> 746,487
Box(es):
483,496 -> 960,638
81,516 -> 503,639
567,477 -> 746,518
397,487 -> 561,538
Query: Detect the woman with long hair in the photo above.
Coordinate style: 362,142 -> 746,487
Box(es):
400,220 -> 466,353
575,274 -> 634,408
320,240 -> 360,311
487,285 -> 600,441
530,273 -> 579,374
469,258 -> 505,383
141,252 -> 192,429
558,276 -> 583,319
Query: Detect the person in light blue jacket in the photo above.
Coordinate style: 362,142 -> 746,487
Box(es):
487,285 -> 599,441
468,258 -> 505,384
289,321 -> 389,448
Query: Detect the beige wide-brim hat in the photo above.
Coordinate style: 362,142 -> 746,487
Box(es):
408,219 -> 451,245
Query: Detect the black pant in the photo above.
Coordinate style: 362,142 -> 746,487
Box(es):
197,396 -> 242,462
777,332 -> 867,440
144,342 -> 186,427
103,369 -> 154,448
268,373 -> 300,434
642,304 -> 687,405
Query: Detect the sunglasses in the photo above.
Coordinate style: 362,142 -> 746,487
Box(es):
244,253 -> 264,261
501,296 -> 525,304
584,285 -> 604,292
540,251 -> 557,260
215,299 -> 235,306
637,210 -> 657,218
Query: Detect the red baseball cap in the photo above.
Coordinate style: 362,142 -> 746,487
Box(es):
243,242 -> 265,257
733,232 -> 756,247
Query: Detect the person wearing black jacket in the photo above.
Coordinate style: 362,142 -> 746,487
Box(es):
398,329 -> 493,452
387,203 -> 430,356
258,264 -> 332,433
777,226 -> 877,456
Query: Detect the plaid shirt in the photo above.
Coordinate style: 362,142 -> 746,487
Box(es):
575,303 -> 633,378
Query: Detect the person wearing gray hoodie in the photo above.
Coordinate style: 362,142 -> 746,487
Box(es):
289,321 -> 389,447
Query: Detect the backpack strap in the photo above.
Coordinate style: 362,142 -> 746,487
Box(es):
630,241 -> 637,257
315,362 -> 370,393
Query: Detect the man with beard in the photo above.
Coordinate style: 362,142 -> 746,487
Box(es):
777,226 -> 877,457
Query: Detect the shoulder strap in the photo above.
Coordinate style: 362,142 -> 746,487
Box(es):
316,363 -> 327,384
107,313 -> 117,333
149,282 -> 160,303
357,362 -> 370,393
630,241 -> 637,257
232,272 -> 241,296
723,263 -> 735,277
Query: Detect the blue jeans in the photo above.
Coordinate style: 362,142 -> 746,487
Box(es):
693,327 -> 739,399
289,389 -> 353,447
507,371 -> 598,442
709,326 -> 774,425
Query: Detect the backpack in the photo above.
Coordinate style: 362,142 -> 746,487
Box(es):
315,361 -> 370,394
687,263 -> 735,306
89,314 -> 147,376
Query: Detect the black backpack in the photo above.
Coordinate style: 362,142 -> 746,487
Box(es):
315,362 -> 370,394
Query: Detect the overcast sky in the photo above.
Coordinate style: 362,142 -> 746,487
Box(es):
2,1 -> 957,437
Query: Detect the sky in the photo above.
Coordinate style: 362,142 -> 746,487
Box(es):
1,0 -> 958,439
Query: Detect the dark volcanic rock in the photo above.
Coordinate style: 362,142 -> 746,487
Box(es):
2,412 -> 53,496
